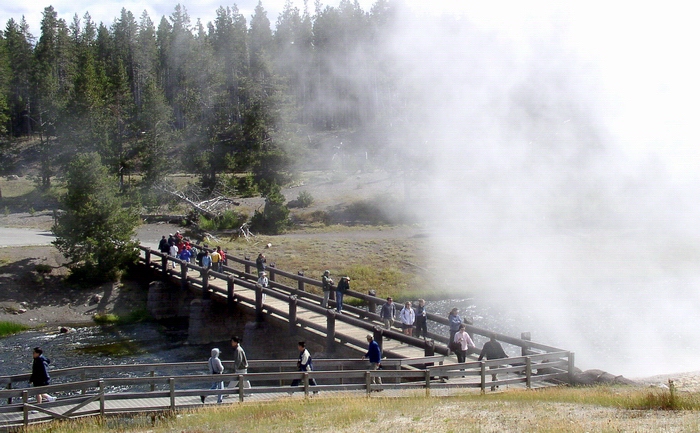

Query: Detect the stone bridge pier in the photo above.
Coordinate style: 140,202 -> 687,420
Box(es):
146,280 -> 247,345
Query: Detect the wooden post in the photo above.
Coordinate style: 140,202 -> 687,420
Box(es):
365,371 -> 372,396
6,382 -> 11,405
326,309 -> 337,353
227,277 -> 235,313
526,357 -> 532,389
424,339 -> 435,358
373,327 -> 383,351
297,271 -> 305,291
150,370 -> 156,391
568,352 -> 575,384
169,378 -> 176,410
145,250 -> 151,267
99,380 -> 105,417
289,295 -> 298,335
81,370 -> 87,394
303,373 -> 310,398
255,284 -> 264,322
480,362 -> 486,393
180,262 -> 188,290
244,256 -> 251,275
368,290 -> 377,314
202,269 -> 210,300
22,390 -> 28,426
238,375 -> 245,402
162,255 -> 168,277
425,369 -> 431,397
521,332 -> 531,356
268,263 -> 276,282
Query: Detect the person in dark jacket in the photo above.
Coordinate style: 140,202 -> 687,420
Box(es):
335,277 -> 350,313
291,341 -> 317,387
362,335 -> 382,385
478,334 -> 508,390
158,236 -> 169,254
30,347 -> 55,403
256,253 -> 266,276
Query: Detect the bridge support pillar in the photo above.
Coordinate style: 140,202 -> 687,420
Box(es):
326,310 -> 337,353
289,295 -> 298,335
147,280 -> 179,320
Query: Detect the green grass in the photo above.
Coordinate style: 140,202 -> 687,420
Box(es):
0,320 -> 30,337
23,386 -> 700,433
92,308 -> 151,325
216,226 -> 448,301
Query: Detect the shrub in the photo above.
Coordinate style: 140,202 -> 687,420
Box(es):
0,321 -> 30,337
199,210 -> 248,231
250,183 -> 290,235
296,191 -> 314,208
34,264 -> 52,274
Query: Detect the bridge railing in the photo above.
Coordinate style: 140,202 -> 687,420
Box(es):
138,246 -> 569,361
0,352 -> 572,428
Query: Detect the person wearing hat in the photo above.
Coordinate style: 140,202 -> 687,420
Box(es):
321,270 -> 334,308
257,271 -> 269,305
202,347 -> 224,404
362,335 -> 382,385
335,276 -> 350,313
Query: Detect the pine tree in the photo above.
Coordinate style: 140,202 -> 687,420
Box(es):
52,152 -> 140,283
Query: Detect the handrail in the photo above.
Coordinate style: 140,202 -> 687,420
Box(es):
137,245 -> 568,357
0,351 -> 572,428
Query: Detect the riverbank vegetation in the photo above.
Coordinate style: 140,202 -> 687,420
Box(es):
0,320 -> 29,336
24,385 -> 700,433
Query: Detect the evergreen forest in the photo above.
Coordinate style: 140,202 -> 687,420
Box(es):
0,0 -> 403,198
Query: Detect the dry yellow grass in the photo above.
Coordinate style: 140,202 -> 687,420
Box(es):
25,386 -> 700,433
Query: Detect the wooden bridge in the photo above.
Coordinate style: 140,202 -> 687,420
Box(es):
0,246 -> 575,429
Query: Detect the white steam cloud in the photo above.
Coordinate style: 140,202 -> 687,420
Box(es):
381,5 -> 700,376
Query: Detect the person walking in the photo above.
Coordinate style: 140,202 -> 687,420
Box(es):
362,334 -> 382,386
256,253 -> 266,276
453,324 -> 476,363
210,248 -> 220,277
448,308 -> 463,351
380,297 -> 396,333
291,341 -> 317,388
216,247 -> 226,272
229,336 -> 251,391
202,348 -> 224,404
30,347 -> 55,403
321,270 -> 333,308
200,250 -> 212,277
335,276 -> 350,313
399,301 -> 415,337
414,299 -> 428,339
158,235 -> 169,255
478,333 -> 509,390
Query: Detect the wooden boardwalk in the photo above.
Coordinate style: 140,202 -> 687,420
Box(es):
0,248 -> 574,429
0,356 -> 570,429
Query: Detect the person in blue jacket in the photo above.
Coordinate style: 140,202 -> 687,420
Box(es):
362,334 -> 382,385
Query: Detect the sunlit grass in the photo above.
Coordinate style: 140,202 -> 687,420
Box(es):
0,320 -> 30,337
24,386 -> 700,433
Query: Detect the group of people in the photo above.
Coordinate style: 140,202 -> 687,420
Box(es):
158,233 -> 227,274
319,270 -> 351,313
379,297 -> 428,338
203,337 -> 370,400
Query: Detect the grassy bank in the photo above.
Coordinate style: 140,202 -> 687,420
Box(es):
210,226 -> 453,302
25,386 -> 700,433
0,320 -> 30,336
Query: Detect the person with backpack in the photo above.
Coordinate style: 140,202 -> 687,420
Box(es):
291,341 -> 317,387
321,270 -> 334,308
